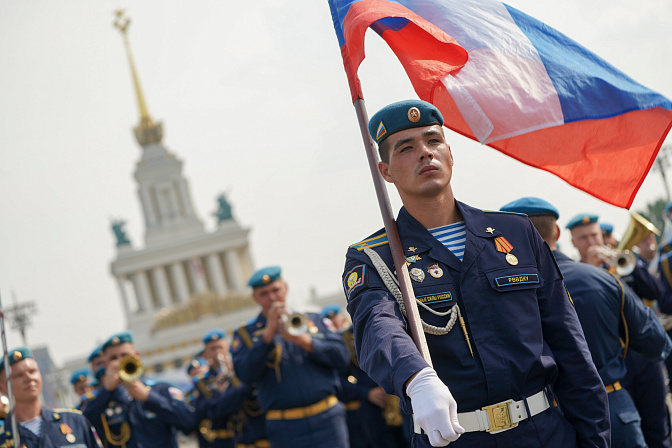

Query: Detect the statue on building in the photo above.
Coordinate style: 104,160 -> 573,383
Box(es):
213,194 -> 234,223
111,220 -> 131,247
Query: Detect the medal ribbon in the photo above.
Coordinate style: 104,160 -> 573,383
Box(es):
60,424 -> 72,435
494,237 -> 513,253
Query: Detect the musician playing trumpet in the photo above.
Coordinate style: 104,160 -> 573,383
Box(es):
231,266 -> 350,448
568,213 -> 671,448
80,331 -> 196,448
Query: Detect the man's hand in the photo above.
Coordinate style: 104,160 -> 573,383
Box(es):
262,302 -> 285,343
367,386 -> 388,408
406,367 -> 464,447
279,330 -> 313,353
124,379 -> 151,402
102,360 -> 121,392
586,245 -> 607,267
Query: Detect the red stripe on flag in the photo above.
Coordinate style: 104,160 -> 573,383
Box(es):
340,0 -> 467,102
429,85 -> 672,209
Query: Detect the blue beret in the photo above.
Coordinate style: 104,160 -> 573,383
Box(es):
248,266 -> 282,288
321,304 -> 341,318
186,357 -> 209,375
665,202 -> 672,214
202,329 -> 226,344
500,197 -> 559,219
600,223 -> 614,235
369,100 -> 444,145
0,346 -> 33,372
95,365 -> 106,381
87,345 -> 102,363
566,213 -> 599,230
70,368 -> 92,385
102,330 -> 134,352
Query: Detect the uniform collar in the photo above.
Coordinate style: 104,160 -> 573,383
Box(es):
552,249 -> 573,262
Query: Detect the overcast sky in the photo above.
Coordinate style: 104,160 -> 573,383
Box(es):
1,0 -> 671,365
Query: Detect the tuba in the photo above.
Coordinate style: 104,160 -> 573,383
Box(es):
119,355 -> 144,382
617,212 -> 661,251
281,312 -> 309,336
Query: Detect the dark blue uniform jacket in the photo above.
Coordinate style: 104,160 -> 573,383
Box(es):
231,312 -> 349,411
343,201 -> 609,448
0,406 -> 102,448
81,381 -> 195,448
554,250 -> 672,384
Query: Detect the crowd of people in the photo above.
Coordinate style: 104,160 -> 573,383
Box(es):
3,99 -> 672,448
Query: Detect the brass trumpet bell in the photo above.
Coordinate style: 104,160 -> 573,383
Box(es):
282,312 -> 309,336
119,355 -> 144,382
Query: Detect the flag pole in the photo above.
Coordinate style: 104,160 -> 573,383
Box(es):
353,98 -> 433,366
0,291 -> 20,448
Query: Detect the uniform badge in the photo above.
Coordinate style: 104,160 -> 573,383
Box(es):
376,121 -> 387,140
405,255 -> 422,266
61,423 -> 75,443
494,236 -> 518,266
427,263 -> 443,278
408,107 -> 421,123
344,265 -> 367,300
486,227 -> 495,234
410,268 -> 425,282
408,247 -> 417,252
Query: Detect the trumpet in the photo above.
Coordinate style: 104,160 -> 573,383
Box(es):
281,312 -> 309,336
594,246 -> 636,277
119,355 -> 145,382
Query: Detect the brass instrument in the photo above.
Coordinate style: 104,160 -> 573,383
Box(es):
119,355 -> 144,382
382,394 -> 403,426
617,212 -> 660,251
595,246 -> 637,277
281,312 -> 309,336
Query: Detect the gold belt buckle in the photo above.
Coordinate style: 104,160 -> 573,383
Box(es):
482,400 -> 517,433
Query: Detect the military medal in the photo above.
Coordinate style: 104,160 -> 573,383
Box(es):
61,423 -> 75,443
410,268 -> 425,282
494,236 -> 518,266
427,263 -> 443,278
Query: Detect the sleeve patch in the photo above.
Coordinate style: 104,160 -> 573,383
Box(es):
344,264 -> 367,300
168,387 -> 184,401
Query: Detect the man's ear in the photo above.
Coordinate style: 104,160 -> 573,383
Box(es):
555,225 -> 561,243
378,161 -> 393,183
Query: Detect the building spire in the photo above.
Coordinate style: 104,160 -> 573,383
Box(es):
113,9 -> 163,147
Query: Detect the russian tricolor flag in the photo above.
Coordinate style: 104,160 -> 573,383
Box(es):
328,0 -> 672,208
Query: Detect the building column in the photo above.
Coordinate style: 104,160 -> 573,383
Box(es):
188,257 -> 209,293
206,253 -> 228,296
178,179 -> 196,217
170,262 -> 190,303
224,250 -> 244,292
115,276 -> 132,322
152,266 -> 172,308
132,271 -> 153,312
139,187 -> 158,228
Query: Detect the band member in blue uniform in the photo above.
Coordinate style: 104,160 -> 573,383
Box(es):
343,100 -> 609,448
81,331 -> 196,448
502,197 -> 672,448
323,304 -> 407,448
231,266 -> 350,448
568,213 -> 671,448
0,346 -> 103,448
71,367 -> 96,409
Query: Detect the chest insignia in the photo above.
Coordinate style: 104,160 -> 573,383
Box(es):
408,246 -> 417,252
61,423 -> 75,443
405,255 -> 422,265
486,227 -> 495,234
494,236 -> 518,266
427,263 -> 443,278
410,268 -> 425,282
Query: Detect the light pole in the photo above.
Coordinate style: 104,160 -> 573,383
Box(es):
652,145 -> 672,202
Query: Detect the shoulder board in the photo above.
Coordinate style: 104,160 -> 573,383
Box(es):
236,327 -> 254,349
482,209 -> 528,217
350,233 -> 389,251
53,408 -> 82,415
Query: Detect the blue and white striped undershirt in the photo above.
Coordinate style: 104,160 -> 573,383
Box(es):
429,221 -> 466,261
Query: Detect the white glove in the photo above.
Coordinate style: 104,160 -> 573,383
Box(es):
406,367 -> 464,446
